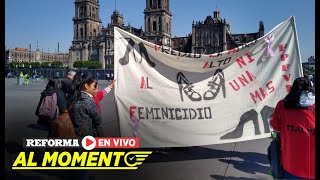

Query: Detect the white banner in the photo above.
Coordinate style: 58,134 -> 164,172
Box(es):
114,16 -> 303,147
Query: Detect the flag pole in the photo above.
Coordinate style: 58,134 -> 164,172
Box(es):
291,16 -> 303,77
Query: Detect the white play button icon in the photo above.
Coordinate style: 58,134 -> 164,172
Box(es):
82,136 -> 96,150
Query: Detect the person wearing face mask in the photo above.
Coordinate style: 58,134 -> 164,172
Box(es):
270,77 -> 315,179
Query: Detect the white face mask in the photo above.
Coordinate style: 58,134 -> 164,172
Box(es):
299,91 -> 315,107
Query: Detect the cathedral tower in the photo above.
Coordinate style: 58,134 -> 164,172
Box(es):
70,0 -> 102,65
144,0 -> 172,46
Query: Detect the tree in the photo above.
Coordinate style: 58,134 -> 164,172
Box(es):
105,63 -> 114,69
73,60 -> 87,68
51,61 -> 63,68
73,60 -> 102,69
41,62 -> 51,68
31,62 -> 41,68
87,61 -> 102,69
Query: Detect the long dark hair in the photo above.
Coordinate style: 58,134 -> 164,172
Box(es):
284,77 -> 314,109
45,78 -> 62,90
68,73 -> 96,105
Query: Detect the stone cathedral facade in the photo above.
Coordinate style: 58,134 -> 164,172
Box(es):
69,0 -> 263,69
69,0 -> 171,69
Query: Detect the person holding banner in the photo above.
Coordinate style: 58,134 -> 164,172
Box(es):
270,77 -> 315,179
93,80 -> 115,114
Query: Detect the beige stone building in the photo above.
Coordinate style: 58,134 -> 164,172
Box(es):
6,1 -> 264,69
5,47 -> 69,66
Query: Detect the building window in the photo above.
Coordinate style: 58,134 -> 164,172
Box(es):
158,17 -> 161,32
80,6 -> 83,17
158,0 -> 161,8
166,22 -> 168,33
85,25 -> 87,37
153,21 -> 156,31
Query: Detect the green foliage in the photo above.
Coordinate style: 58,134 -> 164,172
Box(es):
41,62 -> 50,68
105,63 -> 114,69
73,60 -> 102,69
30,62 -> 41,68
9,60 -> 104,69
51,61 -> 63,68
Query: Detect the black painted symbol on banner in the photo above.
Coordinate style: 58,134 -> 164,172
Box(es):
177,72 -> 202,101
177,69 -> 226,102
119,38 -> 155,67
220,105 -> 274,139
203,69 -> 226,100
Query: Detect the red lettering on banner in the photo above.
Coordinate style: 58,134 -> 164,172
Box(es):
140,77 -> 153,89
278,43 -> 292,94
228,48 -> 237,55
285,85 -> 292,93
140,77 -> 146,88
245,52 -> 255,63
246,71 -> 256,81
282,74 -> 291,81
260,88 -> 268,99
279,44 -> 287,52
229,71 -> 256,91
154,45 -> 161,51
280,54 -> 289,61
130,106 -> 137,119
282,64 -> 291,71
238,74 -> 249,86
236,52 -> 255,68
250,91 -> 261,104
236,57 -> 246,68
266,81 -> 275,94
203,62 -> 210,69
249,81 -> 275,104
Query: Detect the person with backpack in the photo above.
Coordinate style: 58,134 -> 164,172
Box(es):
270,77 -> 315,179
35,78 -> 67,132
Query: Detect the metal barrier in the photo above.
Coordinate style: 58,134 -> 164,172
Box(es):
5,68 -> 114,80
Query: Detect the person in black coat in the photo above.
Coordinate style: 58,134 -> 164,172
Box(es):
61,70 -> 76,101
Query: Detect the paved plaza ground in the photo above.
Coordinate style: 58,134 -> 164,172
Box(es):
5,78 -> 273,180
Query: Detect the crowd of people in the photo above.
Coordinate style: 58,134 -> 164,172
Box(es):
32,69 -> 315,179
35,70 -> 115,137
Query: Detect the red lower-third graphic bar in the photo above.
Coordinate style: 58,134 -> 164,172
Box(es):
94,138 -> 139,148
